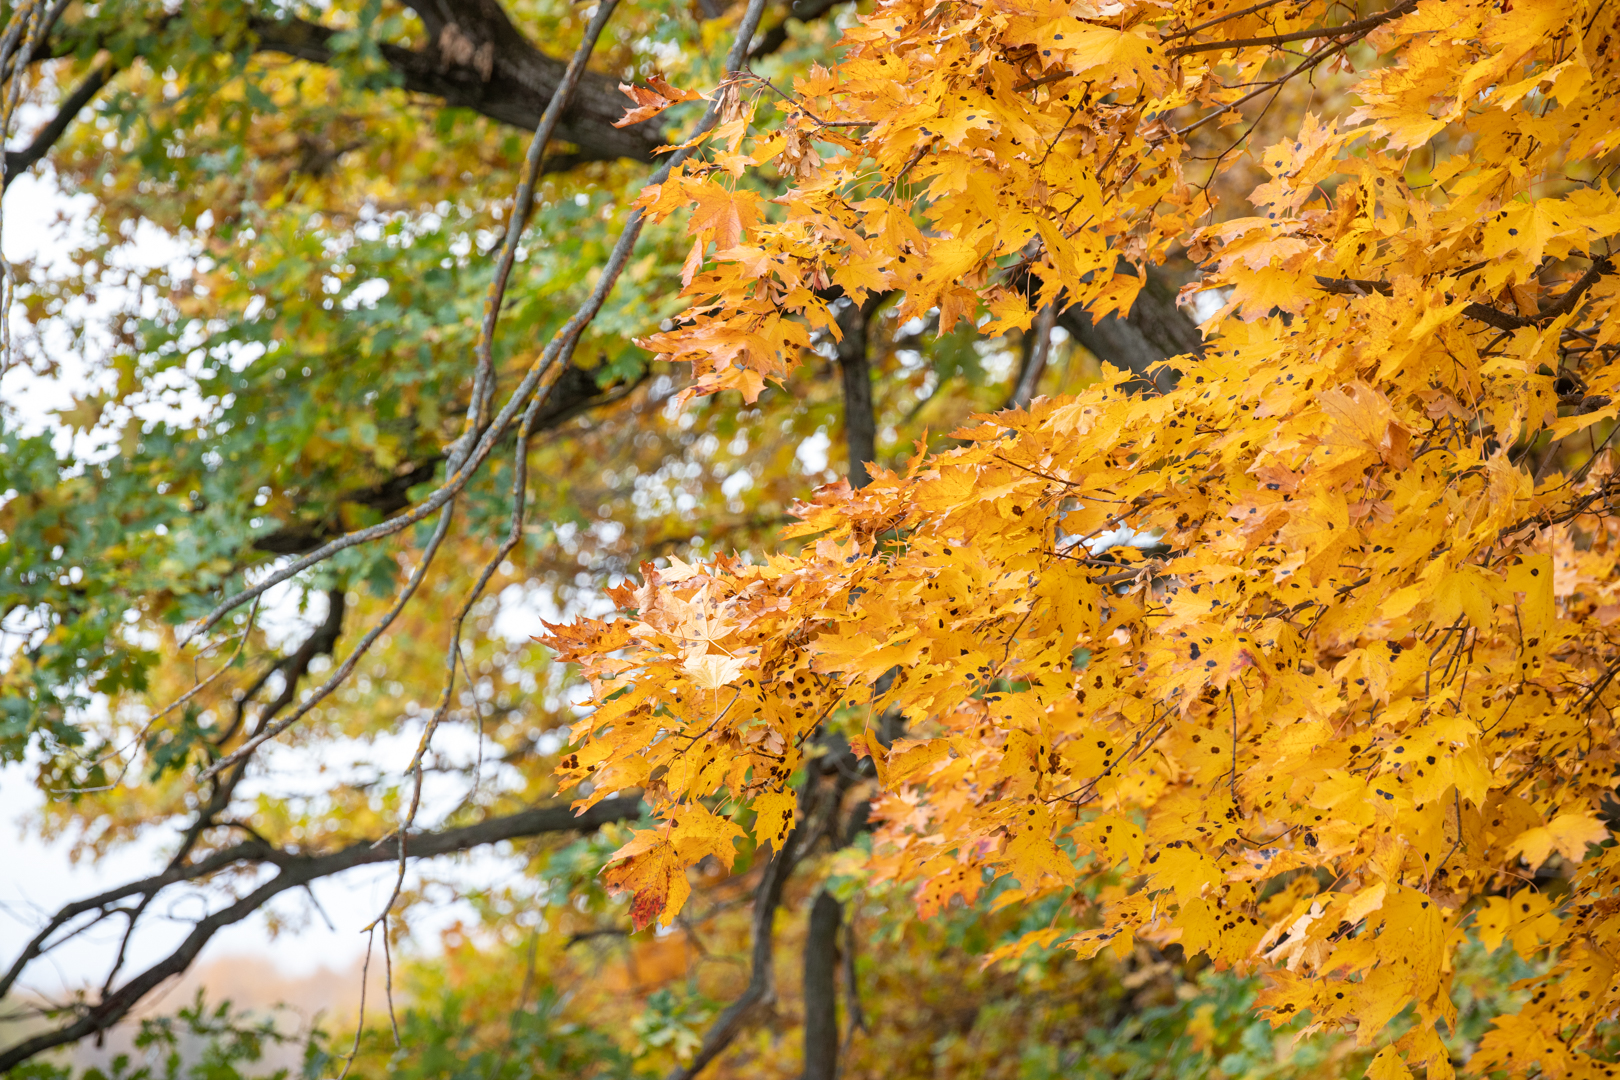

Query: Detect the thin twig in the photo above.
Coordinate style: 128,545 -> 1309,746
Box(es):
385,0 -> 624,921
334,926 -> 376,1080
202,504 -> 455,777
180,0 -> 771,648
0,798 -> 644,1071
467,0 -> 623,442
1166,0 -> 1419,56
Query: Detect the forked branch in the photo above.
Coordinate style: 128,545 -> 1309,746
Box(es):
0,796 -> 644,1072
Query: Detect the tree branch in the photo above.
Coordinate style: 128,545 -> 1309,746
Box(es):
666,804 -> 808,1080
664,732 -> 860,1080
159,587 -> 350,902
181,0 -> 774,651
11,0 -> 663,182
1007,303 -> 1058,410
1315,257 -> 1615,331
0,795 -> 644,1072
1165,0 -> 1419,56
247,12 -> 662,165
3,57 -> 113,189
664,838 -> 800,1080
1054,267 -> 1200,392
801,889 -> 842,1080
836,293 -> 890,490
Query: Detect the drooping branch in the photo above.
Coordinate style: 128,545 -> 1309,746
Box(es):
0,795 -> 644,1073
390,0 -> 623,947
182,0 -> 775,652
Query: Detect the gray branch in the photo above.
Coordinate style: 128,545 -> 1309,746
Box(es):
0,795 -> 643,1072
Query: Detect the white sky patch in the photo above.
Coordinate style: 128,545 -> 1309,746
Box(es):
795,429 -> 831,474
720,467 -> 753,500
2,170 -> 98,434
2,167 -> 197,456
1081,526 -> 1163,555
341,277 -> 389,311
1191,288 -> 1228,324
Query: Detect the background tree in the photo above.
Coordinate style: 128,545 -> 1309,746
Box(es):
5,0 -> 1617,1078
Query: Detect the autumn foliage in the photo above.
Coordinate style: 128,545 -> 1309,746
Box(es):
547,0 -> 1620,1075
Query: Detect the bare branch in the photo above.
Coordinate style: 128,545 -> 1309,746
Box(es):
181,0 -> 775,652
0,796 -> 644,1072
201,505 -> 453,776
467,0 -> 623,451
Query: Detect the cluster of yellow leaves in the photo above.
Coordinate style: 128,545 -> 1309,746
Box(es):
551,0 -> 1620,1073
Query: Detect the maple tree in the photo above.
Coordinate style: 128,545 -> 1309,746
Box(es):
544,0 -> 1620,1077
5,0 -> 1620,1075
1,0 -> 1190,1074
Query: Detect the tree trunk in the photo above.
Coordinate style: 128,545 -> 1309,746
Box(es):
801,889 -> 843,1080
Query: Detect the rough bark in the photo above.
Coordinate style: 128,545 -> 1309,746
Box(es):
836,294 -> 887,489
248,11 -> 663,165
801,889 -> 843,1080
1055,268 -> 1203,391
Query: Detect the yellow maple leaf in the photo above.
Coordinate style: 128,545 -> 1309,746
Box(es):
669,802 -> 746,870
683,651 -> 748,690
1507,814 -> 1610,871
602,830 -> 692,931
998,804 -> 1073,887
1366,1045 -> 1414,1080
751,790 -> 797,853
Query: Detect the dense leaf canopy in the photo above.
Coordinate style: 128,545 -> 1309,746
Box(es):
3,0 -> 1620,1076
